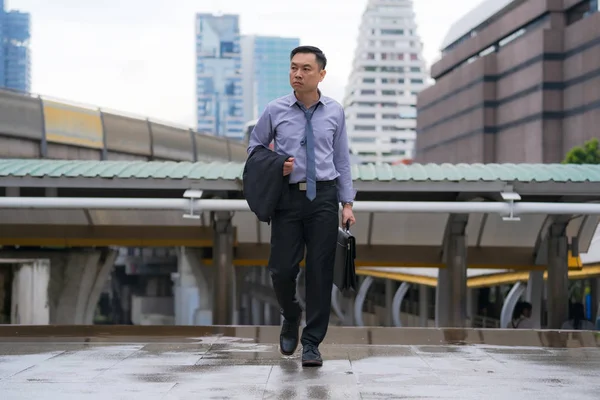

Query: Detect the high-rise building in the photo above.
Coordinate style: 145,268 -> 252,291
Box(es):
195,13 -> 245,139
343,0 -> 428,165
0,1 -> 31,92
241,35 -> 300,123
415,0 -> 600,164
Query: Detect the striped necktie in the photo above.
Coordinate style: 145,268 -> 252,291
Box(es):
300,104 -> 318,201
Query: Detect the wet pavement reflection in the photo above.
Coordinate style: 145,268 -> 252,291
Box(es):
0,332 -> 599,399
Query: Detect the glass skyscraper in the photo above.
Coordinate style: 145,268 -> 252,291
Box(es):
195,13 -> 245,139
0,1 -> 31,92
241,35 -> 300,122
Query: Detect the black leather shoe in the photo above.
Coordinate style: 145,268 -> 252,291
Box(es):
301,344 -> 323,367
279,318 -> 300,356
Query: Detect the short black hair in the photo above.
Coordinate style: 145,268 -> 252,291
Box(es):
290,46 -> 327,70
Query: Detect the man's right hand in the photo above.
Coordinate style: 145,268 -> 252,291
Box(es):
283,157 -> 294,176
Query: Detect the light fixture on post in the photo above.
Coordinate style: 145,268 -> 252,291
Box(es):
183,189 -> 203,219
501,191 -> 521,222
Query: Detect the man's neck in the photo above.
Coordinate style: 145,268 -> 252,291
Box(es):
294,89 -> 320,108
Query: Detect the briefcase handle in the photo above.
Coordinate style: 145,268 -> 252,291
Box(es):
345,221 -> 351,232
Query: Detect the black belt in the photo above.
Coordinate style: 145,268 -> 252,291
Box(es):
289,180 -> 336,191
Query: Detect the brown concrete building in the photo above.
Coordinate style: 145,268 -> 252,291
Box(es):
415,0 -> 600,163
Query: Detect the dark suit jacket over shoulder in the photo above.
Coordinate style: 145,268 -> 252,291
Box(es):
243,146 -> 290,223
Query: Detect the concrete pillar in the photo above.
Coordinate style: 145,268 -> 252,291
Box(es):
463,288 -> 477,327
235,268 -> 248,325
260,268 -> 273,324
448,232 -> 467,328
466,288 -> 472,320
526,271 -> 544,328
173,247 -> 212,325
435,269 -> 448,327
546,223 -> 569,329
11,259 -> 50,325
419,284 -> 428,327
385,280 -> 393,326
251,268 -> 263,325
48,249 -> 117,325
212,211 -> 235,325
436,216 -> 468,328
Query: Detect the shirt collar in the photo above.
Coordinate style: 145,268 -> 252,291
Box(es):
287,89 -> 327,108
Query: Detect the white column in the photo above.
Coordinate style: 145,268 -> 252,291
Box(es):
11,259 -> 50,325
174,247 -> 212,325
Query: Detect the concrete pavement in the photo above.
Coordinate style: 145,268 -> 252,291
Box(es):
0,326 -> 599,399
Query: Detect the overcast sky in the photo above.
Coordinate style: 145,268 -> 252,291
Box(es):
9,0 -> 483,127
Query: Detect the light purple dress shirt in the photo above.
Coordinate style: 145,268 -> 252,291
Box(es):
247,91 -> 355,203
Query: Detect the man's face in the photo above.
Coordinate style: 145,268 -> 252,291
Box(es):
289,52 -> 326,93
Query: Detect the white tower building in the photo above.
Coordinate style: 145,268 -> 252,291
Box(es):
343,0 -> 428,164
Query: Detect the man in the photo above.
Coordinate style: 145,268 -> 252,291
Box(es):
506,301 -> 534,329
247,45 -> 356,367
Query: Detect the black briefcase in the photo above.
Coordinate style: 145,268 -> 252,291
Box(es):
333,221 -> 358,293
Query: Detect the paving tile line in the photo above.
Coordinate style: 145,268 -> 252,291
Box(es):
2,349 -> 70,381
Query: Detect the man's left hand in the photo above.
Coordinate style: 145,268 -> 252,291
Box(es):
342,205 -> 356,228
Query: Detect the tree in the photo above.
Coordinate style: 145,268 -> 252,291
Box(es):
563,138 -> 600,164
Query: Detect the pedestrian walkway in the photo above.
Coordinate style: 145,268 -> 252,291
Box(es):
0,326 -> 599,399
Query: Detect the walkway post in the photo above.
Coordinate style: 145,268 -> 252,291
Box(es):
546,222 -> 569,329
212,211 -> 235,325
436,215 -> 468,328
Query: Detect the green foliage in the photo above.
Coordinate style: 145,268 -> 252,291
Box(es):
563,138 -> 600,164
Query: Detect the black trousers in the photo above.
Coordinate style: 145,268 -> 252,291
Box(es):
268,180 -> 339,347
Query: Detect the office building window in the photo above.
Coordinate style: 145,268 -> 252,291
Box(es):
382,52 -> 404,60
353,102 -> 377,107
352,137 -> 376,143
381,29 -> 403,35
382,78 -> 404,84
567,0 -> 599,25
220,41 -> 234,55
381,66 -> 403,72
